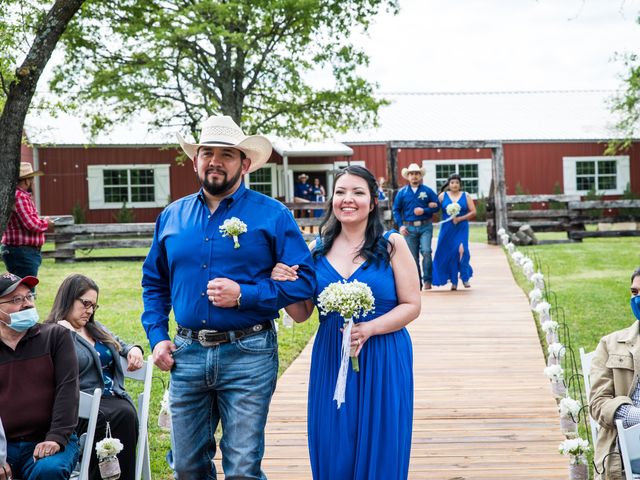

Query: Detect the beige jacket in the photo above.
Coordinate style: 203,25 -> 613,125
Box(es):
590,322 -> 640,480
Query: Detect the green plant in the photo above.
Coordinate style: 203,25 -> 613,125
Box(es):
113,202 -> 135,223
584,188 -> 603,219
549,182 -> 564,210
622,182 -> 640,219
512,182 -> 531,211
474,195 -> 487,222
71,201 -> 87,224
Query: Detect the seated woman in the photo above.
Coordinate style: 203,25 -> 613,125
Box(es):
590,266 -> 640,480
45,274 -> 143,480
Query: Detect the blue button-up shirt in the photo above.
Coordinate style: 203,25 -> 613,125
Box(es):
392,184 -> 440,226
141,183 -> 316,350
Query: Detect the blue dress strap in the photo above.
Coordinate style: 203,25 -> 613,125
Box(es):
383,230 -> 397,240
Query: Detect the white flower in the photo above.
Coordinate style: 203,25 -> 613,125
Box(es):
535,301 -> 551,317
530,272 -> 545,290
501,234 -> 510,246
547,342 -> 565,359
559,437 -> 590,464
506,242 -> 515,254
544,364 -> 564,382
541,320 -> 559,334
559,397 -> 582,418
418,191 -> 427,200
446,202 -> 461,217
522,260 -> 535,279
511,251 -> 524,263
497,228 -> 506,236
219,217 -> 248,248
160,389 -> 170,412
95,437 -> 124,460
529,288 -> 543,302
317,280 -> 375,320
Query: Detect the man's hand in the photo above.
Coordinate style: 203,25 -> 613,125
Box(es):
428,202 -> 438,209
127,346 -> 144,371
0,462 -> 12,480
207,278 -> 241,308
153,340 -> 176,371
413,207 -> 424,216
33,440 -> 60,461
399,226 -> 409,236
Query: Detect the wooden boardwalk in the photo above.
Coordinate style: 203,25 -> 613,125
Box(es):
223,242 -> 568,479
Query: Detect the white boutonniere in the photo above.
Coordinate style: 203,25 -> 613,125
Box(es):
418,191 -> 427,200
219,217 -> 247,249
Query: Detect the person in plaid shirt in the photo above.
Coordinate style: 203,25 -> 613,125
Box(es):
1,163 -> 52,279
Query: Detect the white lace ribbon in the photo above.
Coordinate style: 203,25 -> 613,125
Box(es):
333,317 -> 353,409
433,215 -> 455,226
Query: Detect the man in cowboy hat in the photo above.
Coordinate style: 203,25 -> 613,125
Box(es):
392,163 -> 440,290
0,272 -> 80,480
141,115 -> 316,479
1,162 -> 52,279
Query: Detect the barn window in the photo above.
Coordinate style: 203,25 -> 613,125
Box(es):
428,160 -> 490,197
246,164 -> 274,197
563,156 -> 629,195
87,164 -> 171,209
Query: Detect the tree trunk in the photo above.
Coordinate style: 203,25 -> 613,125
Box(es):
0,0 -> 85,237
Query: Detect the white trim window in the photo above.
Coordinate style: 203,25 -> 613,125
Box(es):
87,164 -> 171,209
246,164 -> 277,197
423,159 -> 492,198
562,156 -> 630,195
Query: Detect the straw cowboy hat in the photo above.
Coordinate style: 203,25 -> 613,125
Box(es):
297,173 -> 309,180
18,162 -> 44,180
401,163 -> 426,179
176,115 -> 273,174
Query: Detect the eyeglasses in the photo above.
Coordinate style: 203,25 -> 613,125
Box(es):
632,288 -> 639,297
78,298 -> 99,311
0,293 -> 37,305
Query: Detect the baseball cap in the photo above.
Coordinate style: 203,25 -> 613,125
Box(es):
0,272 -> 39,297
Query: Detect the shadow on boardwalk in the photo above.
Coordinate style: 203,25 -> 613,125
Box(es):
223,243 -> 568,479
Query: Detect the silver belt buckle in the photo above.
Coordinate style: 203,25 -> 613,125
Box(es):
198,329 -> 219,347
413,221 -> 421,226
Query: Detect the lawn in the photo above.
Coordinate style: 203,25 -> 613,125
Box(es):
35,256 -> 318,479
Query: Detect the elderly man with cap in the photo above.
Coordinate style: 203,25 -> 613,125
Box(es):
1,162 -> 52,279
0,272 -> 79,480
141,115 -> 316,479
392,163 -> 440,290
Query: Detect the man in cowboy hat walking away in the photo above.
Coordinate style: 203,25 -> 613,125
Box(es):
141,115 -> 316,479
392,163 -> 440,290
1,162 -> 52,279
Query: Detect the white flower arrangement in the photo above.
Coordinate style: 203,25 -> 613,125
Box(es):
219,217 -> 247,248
534,301 -> 551,318
511,251 -> 524,264
446,202 -> 461,217
559,397 -> 582,419
522,260 -> 535,279
317,279 -> 375,320
497,228 -> 506,236
95,437 -> 124,461
506,242 -> 515,254
529,288 -> 542,303
541,319 -> 559,334
530,272 -> 545,290
544,364 -> 564,382
547,342 -> 565,359
559,437 -> 590,464
501,234 -> 510,246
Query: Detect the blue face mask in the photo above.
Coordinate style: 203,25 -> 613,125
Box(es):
632,296 -> 640,321
1,307 -> 39,332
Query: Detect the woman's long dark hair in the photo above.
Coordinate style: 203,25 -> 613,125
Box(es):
45,274 -> 120,351
440,173 -> 463,193
315,165 -> 393,265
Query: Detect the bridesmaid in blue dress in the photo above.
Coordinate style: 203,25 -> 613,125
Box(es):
271,166 -> 420,479
432,173 -> 476,290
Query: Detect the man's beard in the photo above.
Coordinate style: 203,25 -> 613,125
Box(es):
201,166 -> 242,196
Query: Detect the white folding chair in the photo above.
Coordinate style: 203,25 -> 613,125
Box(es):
74,388 -> 102,480
616,419 -> 640,480
580,347 -> 600,447
120,354 -> 153,480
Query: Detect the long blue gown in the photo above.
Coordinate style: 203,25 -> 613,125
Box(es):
432,191 -> 473,286
308,234 -> 414,479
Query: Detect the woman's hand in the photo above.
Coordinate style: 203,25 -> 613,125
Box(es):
127,346 -> 144,371
350,321 -> 374,357
271,262 -> 299,282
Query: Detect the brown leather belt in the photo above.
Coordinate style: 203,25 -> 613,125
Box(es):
177,321 -> 272,347
403,220 -> 430,226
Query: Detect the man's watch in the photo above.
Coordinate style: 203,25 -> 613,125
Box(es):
236,292 -> 242,308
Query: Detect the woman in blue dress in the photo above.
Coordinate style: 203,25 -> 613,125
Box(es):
271,166 -> 420,479
432,173 -> 476,290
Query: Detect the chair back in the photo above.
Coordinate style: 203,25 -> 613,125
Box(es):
580,347 -> 600,447
616,419 -> 640,480
77,388 -> 102,480
119,355 -> 153,480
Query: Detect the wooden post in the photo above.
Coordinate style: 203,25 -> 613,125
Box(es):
53,217 -> 76,263
387,144 -> 398,193
491,144 -> 508,239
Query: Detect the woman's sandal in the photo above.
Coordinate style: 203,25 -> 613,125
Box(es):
463,282 -> 471,288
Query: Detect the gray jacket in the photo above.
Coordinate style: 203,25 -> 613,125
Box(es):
72,322 -> 142,404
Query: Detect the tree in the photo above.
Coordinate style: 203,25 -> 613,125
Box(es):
0,0 -> 85,236
52,0 -> 397,139
607,48 -> 640,154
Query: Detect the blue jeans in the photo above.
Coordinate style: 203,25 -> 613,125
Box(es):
1,245 -> 42,279
404,223 -> 434,284
7,434 -> 79,480
169,328 -> 279,479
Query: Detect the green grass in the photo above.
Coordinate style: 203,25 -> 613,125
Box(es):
36,256 -> 318,479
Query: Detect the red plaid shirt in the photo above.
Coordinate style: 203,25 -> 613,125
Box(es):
1,187 -> 48,248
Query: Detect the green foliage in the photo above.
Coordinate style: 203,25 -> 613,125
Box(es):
113,202 -> 135,223
71,200 -> 86,224
52,0 -> 398,141
512,182 -> 531,211
584,187 -> 603,218
549,181 -> 565,210
607,49 -> 640,154
474,195 -> 486,221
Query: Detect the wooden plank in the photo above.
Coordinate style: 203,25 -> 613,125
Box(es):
508,194 -> 581,203
72,239 -> 152,249
569,199 -> 640,209
56,222 -> 155,235
507,209 -> 571,219
569,229 -> 640,239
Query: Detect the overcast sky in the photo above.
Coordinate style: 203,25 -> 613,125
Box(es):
348,0 -> 640,93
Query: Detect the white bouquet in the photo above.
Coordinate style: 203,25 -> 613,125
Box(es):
541,320 -> 559,334
535,301 -> 552,320
559,397 -> 582,419
530,272 -> 545,290
506,242 -> 515,254
544,364 -> 564,382
559,437 -> 590,464
219,217 -> 247,248
547,342 -> 565,360
501,233 -> 510,246
446,202 -> 461,217
497,228 -> 506,236
511,251 -> 524,264
95,437 -> 124,461
318,280 -> 375,408
522,260 -> 535,279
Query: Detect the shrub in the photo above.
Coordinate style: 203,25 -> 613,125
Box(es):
71,201 -> 86,224
113,202 -> 135,223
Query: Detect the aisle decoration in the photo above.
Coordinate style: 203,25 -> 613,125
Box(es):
559,438 -> 590,480
96,424 -> 124,480
558,397 -> 581,438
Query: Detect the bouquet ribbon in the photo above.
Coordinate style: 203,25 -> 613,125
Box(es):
333,317 -> 354,409
433,215 -> 456,226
